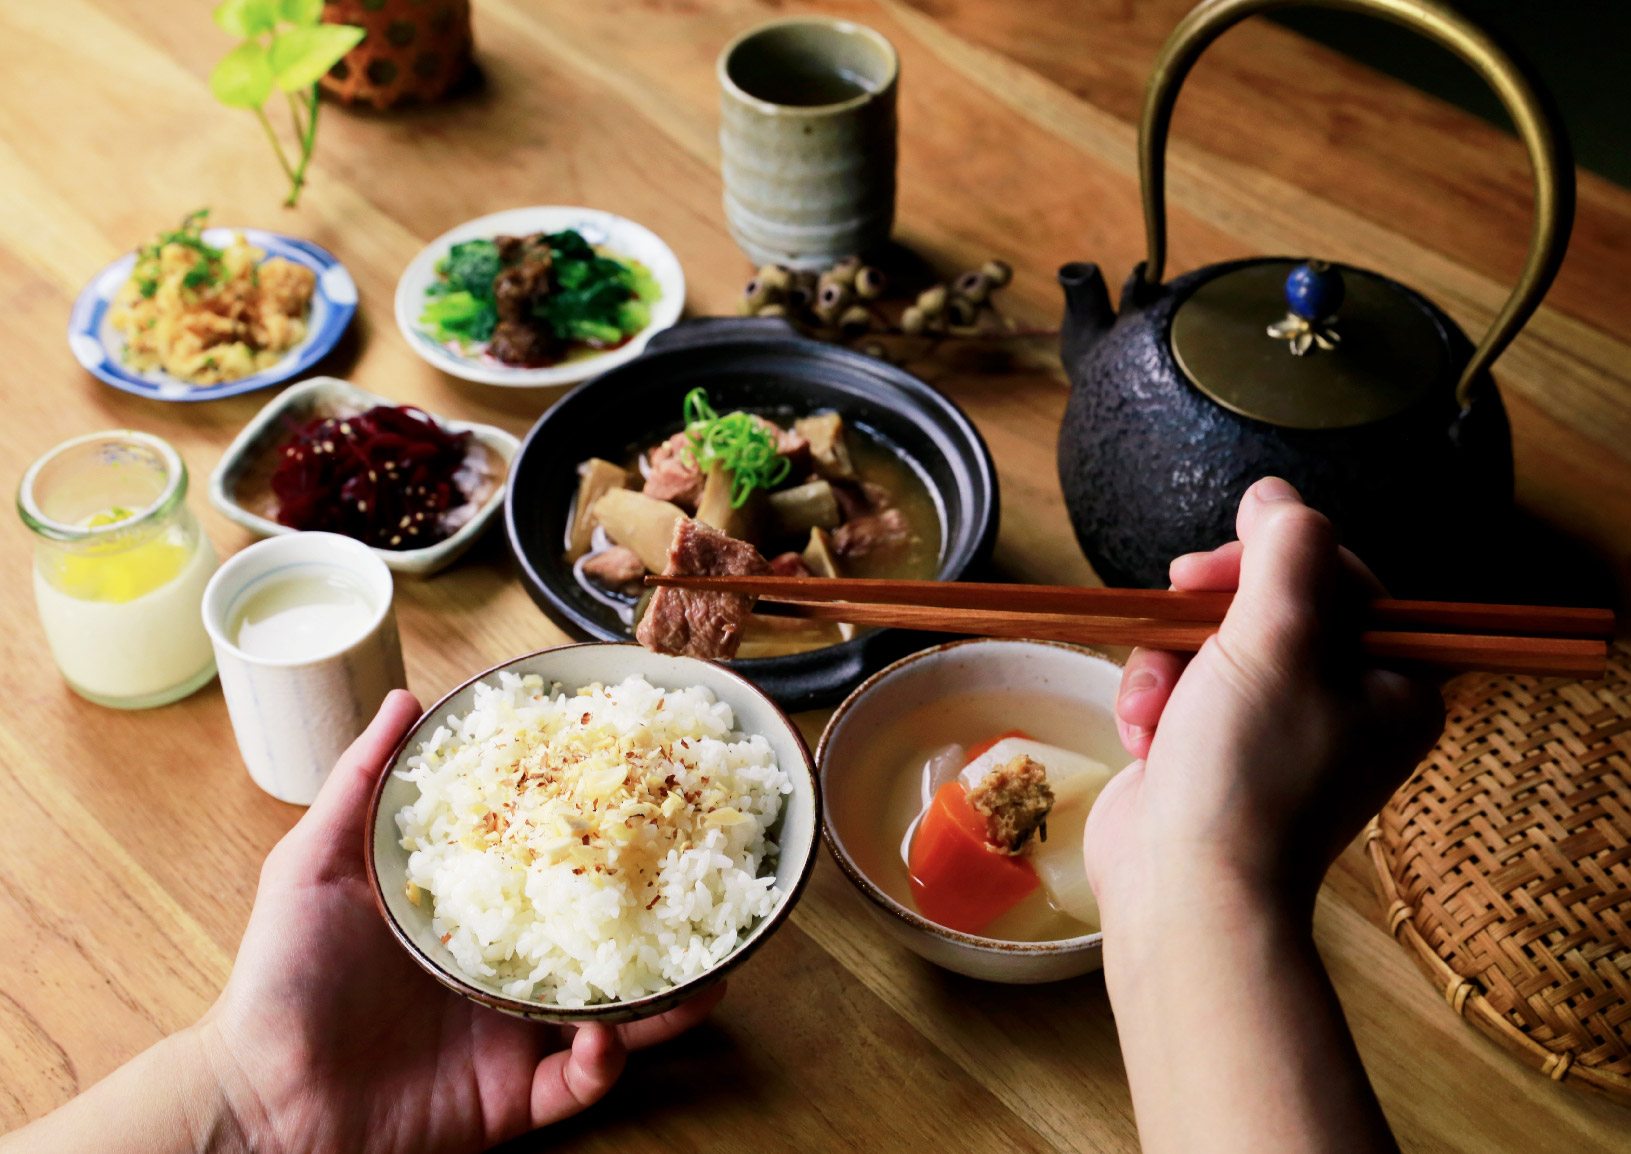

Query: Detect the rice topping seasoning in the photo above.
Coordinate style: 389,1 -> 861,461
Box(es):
395,672 -> 790,1006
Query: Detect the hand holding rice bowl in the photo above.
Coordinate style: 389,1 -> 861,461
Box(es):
399,673 -> 788,1005
368,643 -> 819,1023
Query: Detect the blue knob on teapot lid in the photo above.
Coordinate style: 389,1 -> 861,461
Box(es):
1285,260 -> 1345,321
1265,260 -> 1345,356
1170,256 -> 1448,429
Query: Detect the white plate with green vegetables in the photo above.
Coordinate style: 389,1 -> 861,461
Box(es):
394,207 -> 685,387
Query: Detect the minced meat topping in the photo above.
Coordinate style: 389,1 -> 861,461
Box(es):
967,754 -> 1055,853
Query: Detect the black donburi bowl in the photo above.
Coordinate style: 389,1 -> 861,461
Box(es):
505,317 -> 1000,711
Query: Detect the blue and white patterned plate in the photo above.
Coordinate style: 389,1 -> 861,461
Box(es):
68,228 -> 357,403
394,206 -> 686,387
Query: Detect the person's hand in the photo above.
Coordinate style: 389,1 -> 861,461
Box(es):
1084,477 -> 1429,1154
1083,477 -> 1445,923
195,690 -> 724,1154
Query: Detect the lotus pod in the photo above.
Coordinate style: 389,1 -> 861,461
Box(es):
320,0 -> 473,110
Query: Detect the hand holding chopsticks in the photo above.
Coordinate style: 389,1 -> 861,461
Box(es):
644,575 -> 1614,678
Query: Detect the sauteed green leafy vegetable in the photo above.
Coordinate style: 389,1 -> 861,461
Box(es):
420,229 -> 660,365
420,240 -> 502,343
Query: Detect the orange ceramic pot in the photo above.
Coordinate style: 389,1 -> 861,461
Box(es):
320,0 -> 472,110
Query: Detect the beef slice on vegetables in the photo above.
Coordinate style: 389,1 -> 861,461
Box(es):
636,519 -> 771,661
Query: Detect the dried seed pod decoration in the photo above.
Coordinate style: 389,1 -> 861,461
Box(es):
980,258 -> 1012,287
854,265 -> 887,300
827,255 -> 862,286
915,284 -> 948,318
838,304 -> 873,338
946,294 -> 979,327
815,275 -> 853,321
953,269 -> 991,305
732,252 -> 1040,356
758,264 -> 792,293
742,272 -> 779,310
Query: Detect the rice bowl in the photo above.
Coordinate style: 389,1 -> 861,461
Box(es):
397,673 -> 789,1006
367,643 -> 819,1023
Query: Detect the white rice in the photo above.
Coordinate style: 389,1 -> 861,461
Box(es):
395,672 -> 790,1006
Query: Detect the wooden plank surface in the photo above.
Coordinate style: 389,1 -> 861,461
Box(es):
0,1 -> 1627,1150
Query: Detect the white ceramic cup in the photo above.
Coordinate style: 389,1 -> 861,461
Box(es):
202,532 -> 407,805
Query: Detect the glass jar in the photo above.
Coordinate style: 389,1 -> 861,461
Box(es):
17,430 -> 220,709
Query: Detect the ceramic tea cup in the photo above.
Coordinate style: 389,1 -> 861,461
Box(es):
718,16 -> 898,269
202,532 -> 407,805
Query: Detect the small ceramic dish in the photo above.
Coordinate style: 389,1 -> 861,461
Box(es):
365,642 -> 821,1024
818,637 -> 1129,984
208,376 -> 519,577
394,206 -> 686,387
68,228 -> 356,402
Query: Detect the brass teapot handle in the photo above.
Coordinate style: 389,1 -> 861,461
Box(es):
1138,0 -> 1574,408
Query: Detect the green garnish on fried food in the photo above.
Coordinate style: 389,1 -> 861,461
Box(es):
682,388 -> 792,508
133,209 -> 223,298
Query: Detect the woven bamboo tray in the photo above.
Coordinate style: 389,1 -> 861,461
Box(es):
1367,641 -> 1631,1102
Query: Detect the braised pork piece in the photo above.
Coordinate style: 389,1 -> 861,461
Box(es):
566,390 -> 941,660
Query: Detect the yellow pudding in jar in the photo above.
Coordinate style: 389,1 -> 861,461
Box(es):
19,432 -> 220,709
48,506 -> 192,600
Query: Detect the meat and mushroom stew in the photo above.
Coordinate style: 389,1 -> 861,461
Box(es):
565,388 -> 942,659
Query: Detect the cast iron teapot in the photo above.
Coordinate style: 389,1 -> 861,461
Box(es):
1056,0 -> 1574,596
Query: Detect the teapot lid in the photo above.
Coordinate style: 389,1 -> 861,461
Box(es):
1170,259 -> 1450,431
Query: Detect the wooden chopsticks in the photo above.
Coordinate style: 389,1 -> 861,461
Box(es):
643,575 -> 1615,679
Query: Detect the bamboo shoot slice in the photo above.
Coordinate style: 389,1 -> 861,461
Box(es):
795,412 -> 856,480
568,458 -> 631,560
801,527 -> 855,640
695,463 -> 759,540
590,489 -> 684,574
767,480 -> 841,537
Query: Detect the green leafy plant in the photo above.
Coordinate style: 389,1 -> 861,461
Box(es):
209,0 -> 364,207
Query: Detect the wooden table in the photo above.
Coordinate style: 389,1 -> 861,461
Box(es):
2,2 -> 1628,1150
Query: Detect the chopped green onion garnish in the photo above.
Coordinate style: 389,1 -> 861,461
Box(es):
681,387 -> 791,508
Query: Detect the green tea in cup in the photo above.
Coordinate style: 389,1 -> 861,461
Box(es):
718,17 -> 899,269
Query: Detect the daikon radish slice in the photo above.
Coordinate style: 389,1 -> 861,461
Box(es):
959,738 -> 1109,798
959,737 -> 1115,928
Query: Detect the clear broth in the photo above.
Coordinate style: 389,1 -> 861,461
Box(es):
571,414 -> 943,658
866,689 -> 1129,942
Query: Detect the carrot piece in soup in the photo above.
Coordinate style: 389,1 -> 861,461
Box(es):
908,782 -> 1039,933
965,729 -> 1033,763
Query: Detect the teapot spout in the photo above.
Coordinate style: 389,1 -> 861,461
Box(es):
1058,262 -> 1114,366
